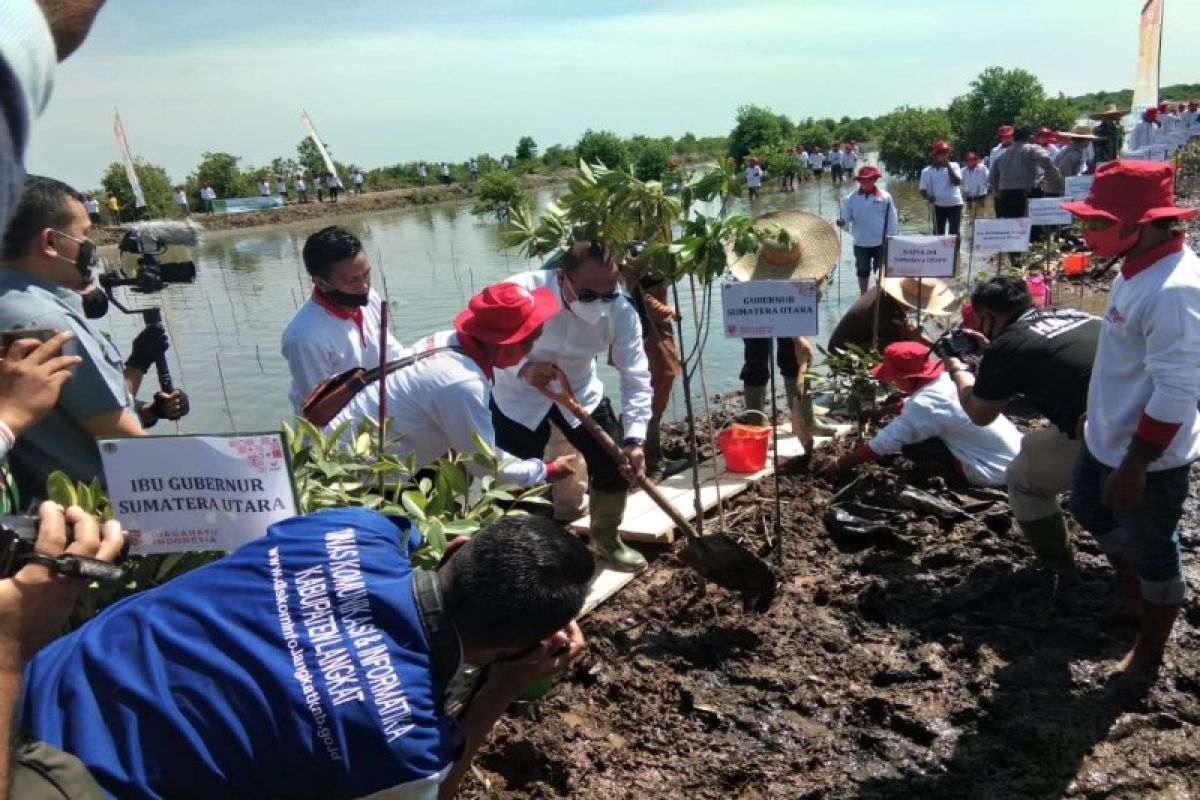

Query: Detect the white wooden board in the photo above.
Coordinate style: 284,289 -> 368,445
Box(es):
569,421 -> 851,543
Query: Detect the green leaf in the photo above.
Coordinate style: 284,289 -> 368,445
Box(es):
401,491 -> 428,521
45,471 -> 78,508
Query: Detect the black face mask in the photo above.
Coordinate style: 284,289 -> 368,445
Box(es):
319,287 -> 370,308
53,231 -> 97,283
80,286 -> 110,319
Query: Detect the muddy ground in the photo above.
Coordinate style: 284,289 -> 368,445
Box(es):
463,422 -> 1200,798
463,166 -> 1200,800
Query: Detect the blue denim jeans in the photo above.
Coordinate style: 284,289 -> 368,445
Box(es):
1070,444 -> 1190,602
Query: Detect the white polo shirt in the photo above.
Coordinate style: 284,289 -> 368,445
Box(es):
809,152 -> 826,170
987,142 -> 1010,168
961,164 -> 989,198
843,149 -> 859,170
868,372 -> 1023,487
330,330 -> 547,487
828,150 -> 844,166
1084,239 -> 1200,470
294,177 -> 306,190
795,151 -> 809,166
281,288 -> 403,412
840,188 -> 898,248
493,269 -> 652,440
745,165 -> 763,188
918,162 -> 964,206
173,190 -> 186,205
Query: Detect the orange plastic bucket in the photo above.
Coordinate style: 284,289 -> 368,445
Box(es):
1062,252 -> 1090,275
718,414 -> 771,473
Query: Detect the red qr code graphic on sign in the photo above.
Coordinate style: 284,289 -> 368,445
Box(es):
228,436 -> 285,473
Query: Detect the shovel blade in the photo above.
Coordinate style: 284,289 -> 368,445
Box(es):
679,533 -> 777,612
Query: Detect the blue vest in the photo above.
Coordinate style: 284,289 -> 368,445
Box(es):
22,508 -> 457,799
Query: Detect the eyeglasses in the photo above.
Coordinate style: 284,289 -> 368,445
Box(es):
565,272 -> 621,303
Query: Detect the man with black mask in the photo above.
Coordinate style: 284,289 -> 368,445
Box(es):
282,225 -> 403,412
0,176 -> 188,498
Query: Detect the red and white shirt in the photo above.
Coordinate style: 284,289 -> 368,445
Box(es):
1084,236 -> 1200,470
281,288 -> 403,412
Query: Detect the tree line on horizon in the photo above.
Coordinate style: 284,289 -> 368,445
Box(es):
96,71 -> 1200,219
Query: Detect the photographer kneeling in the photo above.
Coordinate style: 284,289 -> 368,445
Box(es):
0,176 -> 189,500
942,276 -> 1099,575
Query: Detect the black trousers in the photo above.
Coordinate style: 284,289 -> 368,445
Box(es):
740,337 -> 799,386
995,189 -> 1028,219
491,397 -> 629,492
853,245 -> 884,278
933,204 -> 963,235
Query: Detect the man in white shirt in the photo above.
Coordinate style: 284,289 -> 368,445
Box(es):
808,147 -> 825,178
417,162 -> 428,185
173,185 -> 188,217
274,176 -> 288,203
440,162 -> 451,185
987,124 -> 1013,170
961,151 -> 989,211
1182,100 -> 1198,128
837,165 -> 898,294
199,183 -> 216,215
1036,127 -> 1060,159
1129,108 -> 1159,150
828,144 -> 845,184
795,146 -> 809,171
281,225 -> 403,412
326,173 -> 341,203
918,140 -> 964,235
842,141 -> 859,178
819,341 -> 1021,487
1063,160 -> 1200,672
1157,100 -> 1179,134
744,156 -> 764,200
257,178 -> 270,198
468,159 -> 480,180
492,241 -> 654,571
331,281 -> 575,488
351,169 -> 364,194
83,194 -> 101,225
293,174 -> 308,204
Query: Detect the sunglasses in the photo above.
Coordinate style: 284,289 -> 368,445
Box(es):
565,273 -> 621,303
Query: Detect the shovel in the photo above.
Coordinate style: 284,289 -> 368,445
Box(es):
537,367 -> 777,612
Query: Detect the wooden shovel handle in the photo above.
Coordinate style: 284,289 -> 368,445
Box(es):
536,366 -> 700,540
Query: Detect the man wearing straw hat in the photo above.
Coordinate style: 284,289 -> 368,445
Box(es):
1055,125 -> 1100,178
728,210 -> 841,418
827,276 -> 951,355
837,165 -> 898,295
1088,104 -> 1125,163
819,341 -> 1021,487
1061,160 -> 1200,672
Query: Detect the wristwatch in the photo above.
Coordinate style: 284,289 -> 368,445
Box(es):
621,437 -> 645,448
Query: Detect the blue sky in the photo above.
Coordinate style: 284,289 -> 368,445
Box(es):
27,0 -> 1200,189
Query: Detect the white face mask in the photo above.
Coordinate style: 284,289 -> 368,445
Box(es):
569,299 -> 608,326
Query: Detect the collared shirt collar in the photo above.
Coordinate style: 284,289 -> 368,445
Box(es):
452,332 -> 494,382
310,287 -> 363,322
1120,232 -> 1185,280
0,266 -> 85,311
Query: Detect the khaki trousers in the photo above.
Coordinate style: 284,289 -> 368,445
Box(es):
1005,426 -> 1081,521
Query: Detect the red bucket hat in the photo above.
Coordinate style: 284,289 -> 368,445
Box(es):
748,156 -> 760,165
454,282 -> 560,345
929,140 -> 952,155
870,341 -> 944,388
1061,160 -> 1199,226
854,165 -> 882,181
1190,100 -> 1199,109
997,125 -> 1014,137
1143,107 -> 1159,120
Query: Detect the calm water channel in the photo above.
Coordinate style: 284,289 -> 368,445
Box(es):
93,171 -> 941,435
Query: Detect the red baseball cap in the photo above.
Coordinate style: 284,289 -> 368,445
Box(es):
870,341 -> 944,387
997,125 -> 1014,137
855,165 -> 882,181
748,156 -> 760,165
454,282 -> 560,345
1190,100 -> 1199,108
1158,100 -> 1170,110
1061,160 -> 1199,226
929,140 -> 952,155
1143,107 -> 1159,120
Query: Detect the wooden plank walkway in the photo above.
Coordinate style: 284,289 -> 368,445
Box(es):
569,421 -> 852,545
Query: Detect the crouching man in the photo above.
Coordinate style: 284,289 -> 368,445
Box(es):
21,509 -> 594,799
819,341 -> 1022,487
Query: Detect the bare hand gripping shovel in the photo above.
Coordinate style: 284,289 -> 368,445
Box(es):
538,367 -> 777,612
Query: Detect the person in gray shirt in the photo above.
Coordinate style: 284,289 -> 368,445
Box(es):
988,124 -> 1064,219
0,176 -> 188,499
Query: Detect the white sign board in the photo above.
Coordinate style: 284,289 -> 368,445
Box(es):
972,218 -> 1032,253
1063,175 -> 1094,200
722,279 -> 818,338
1027,197 -> 1072,226
885,234 -> 957,278
100,433 -> 298,554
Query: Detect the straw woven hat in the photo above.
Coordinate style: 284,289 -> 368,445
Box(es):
1060,124 -> 1100,140
1088,104 -> 1125,121
880,276 -> 957,316
727,209 -> 840,283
